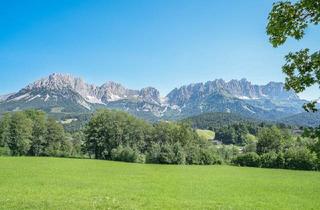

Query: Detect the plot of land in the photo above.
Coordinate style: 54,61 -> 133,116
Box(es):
196,129 -> 215,140
0,157 -> 319,209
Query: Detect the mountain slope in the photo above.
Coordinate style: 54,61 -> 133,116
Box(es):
0,74 -> 168,118
165,79 -> 305,120
279,112 -> 320,127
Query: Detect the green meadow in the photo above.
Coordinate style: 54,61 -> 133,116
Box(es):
0,157 -> 319,210
196,129 -> 215,140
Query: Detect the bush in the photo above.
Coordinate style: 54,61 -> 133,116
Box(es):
111,145 -> 141,163
284,147 -> 317,170
146,143 -> 187,165
158,144 -> 175,164
260,152 -> 281,168
146,143 -> 161,163
185,145 -> 201,165
199,147 -> 222,165
217,145 -> 239,163
232,152 -> 260,167
243,142 -> 257,153
136,154 -> 146,163
172,143 -> 186,164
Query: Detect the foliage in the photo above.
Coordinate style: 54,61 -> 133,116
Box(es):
214,122 -> 265,145
25,110 -> 47,156
0,146 -> 10,156
236,126 -> 319,170
232,152 -> 261,167
267,0 -> 319,112
183,112 -> 258,130
83,109 -> 151,160
2,109 -> 319,170
0,110 -> 82,157
217,145 -> 240,163
215,126 -> 237,144
111,145 -> 144,163
243,142 -> 257,153
284,147 -> 318,170
260,152 -> 285,169
7,112 -> 33,156
84,109 -> 221,165
256,126 -> 285,155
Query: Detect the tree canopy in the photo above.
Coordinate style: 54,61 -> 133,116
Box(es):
267,0 -> 319,112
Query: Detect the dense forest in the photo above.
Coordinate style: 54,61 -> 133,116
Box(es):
0,109 -> 319,170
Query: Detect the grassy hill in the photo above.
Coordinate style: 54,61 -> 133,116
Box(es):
196,129 -> 215,140
0,157 -> 320,210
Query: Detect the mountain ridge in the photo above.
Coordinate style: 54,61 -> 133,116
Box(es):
0,73 -> 310,122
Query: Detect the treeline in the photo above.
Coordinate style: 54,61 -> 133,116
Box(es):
0,110 -> 82,157
232,126 -> 320,170
214,123 -> 260,145
0,109 -> 319,170
183,112 -> 258,130
83,110 -> 221,165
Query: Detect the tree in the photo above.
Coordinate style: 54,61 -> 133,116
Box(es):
44,118 -> 66,156
267,0 -> 320,112
146,142 -> 161,163
24,110 -> 47,156
0,113 -> 11,147
256,126 -> 284,155
70,132 -> 84,156
8,112 -> 33,156
158,143 -> 175,164
84,109 -> 151,160
215,126 -> 237,144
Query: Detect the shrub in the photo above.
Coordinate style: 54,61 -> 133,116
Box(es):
260,152 -> 279,168
111,145 -> 141,163
284,147 -> 317,170
199,147 -> 222,165
172,143 -> 186,164
217,145 -> 239,163
243,142 -> 257,153
146,143 -> 161,163
232,152 -> 260,167
159,144 -> 175,164
185,145 -> 201,165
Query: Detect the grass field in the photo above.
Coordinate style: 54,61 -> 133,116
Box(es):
196,129 -> 215,140
0,157 -> 320,210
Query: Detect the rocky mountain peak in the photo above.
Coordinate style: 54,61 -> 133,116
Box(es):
139,87 -> 161,105
25,73 -> 89,91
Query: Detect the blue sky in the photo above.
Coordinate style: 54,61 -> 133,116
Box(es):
0,0 -> 319,99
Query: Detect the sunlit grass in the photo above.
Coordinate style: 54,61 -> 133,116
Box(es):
0,157 -> 319,209
196,129 -> 215,140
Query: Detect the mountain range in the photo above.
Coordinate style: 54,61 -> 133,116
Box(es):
0,73 -> 317,126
